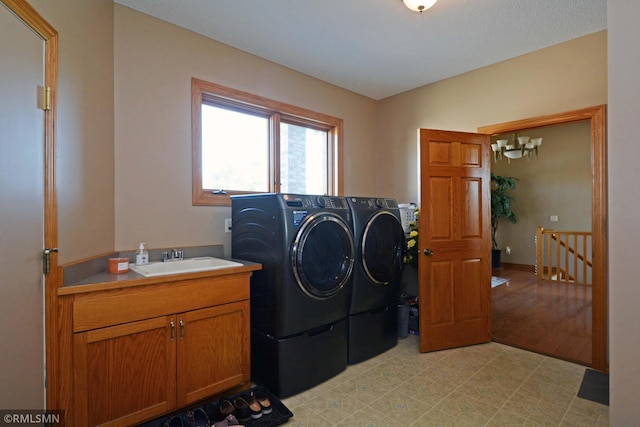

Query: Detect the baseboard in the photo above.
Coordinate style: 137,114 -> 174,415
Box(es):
498,262 -> 535,272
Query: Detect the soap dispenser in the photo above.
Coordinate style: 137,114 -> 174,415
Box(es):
135,242 -> 149,266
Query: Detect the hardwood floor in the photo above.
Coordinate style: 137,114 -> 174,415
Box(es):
491,266 -> 592,366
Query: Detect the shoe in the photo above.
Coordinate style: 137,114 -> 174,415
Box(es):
232,396 -> 252,423
203,402 -> 220,423
212,414 -> 243,427
244,394 -> 263,419
162,415 -> 185,427
204,398 -> 235,423
219,399 -> 235,417
253,388 -> 273,415
185,407 -> 209,427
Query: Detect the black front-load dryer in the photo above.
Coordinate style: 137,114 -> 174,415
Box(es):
232,193 -> 355,397
346,196 -> 405,364
347,197 -> 405,314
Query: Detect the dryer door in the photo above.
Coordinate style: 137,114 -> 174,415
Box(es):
362,211 -> 405,284
291,213 -> 355,299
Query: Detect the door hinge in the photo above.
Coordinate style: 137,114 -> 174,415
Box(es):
43,248 -> 58,274
38,86 -> 51,111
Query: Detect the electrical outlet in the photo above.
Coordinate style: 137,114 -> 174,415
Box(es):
550,215 -> 558,222
225,218 -> 232,233
505,246 -> 511,255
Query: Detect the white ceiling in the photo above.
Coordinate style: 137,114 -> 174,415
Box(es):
114,0 -> 607,100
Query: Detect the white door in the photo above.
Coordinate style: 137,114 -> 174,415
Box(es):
0,3 -> 46,408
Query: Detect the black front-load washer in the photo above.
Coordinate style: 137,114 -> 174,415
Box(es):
231,193 -> 355,338
231,193 -> 355,397
346,196 -> 405,364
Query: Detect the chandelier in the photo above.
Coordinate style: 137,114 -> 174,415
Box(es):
402,0 -> 438,13
491,135 -> 543,162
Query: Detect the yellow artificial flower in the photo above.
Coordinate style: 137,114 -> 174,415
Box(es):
404,205 -> 420,268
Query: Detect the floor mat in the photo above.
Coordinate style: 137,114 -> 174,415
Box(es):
491,276 -> 508,288
577,368 -> 609,406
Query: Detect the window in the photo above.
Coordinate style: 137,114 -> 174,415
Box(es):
192,78 -> 343,206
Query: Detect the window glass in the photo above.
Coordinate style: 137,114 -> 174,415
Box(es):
201,104 -> 269,192
280,122 -> 328,195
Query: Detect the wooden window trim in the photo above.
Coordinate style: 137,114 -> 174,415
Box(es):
191,78 -> 344,206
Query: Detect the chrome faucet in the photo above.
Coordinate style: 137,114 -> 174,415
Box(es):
162,249 -> 184,262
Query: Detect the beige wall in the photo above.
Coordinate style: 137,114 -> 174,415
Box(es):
113,5 -> 377,254
375,31 -> 607,204
608,0 -> 640,423
30,0 -> 115,264
491,121 -> 592,265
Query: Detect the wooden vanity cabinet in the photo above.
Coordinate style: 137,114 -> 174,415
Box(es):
66,272 -> 252,427
73,316 -> 176,427
177,302 -> 249,406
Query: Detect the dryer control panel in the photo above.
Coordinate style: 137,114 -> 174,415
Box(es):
348,197 -> 399,210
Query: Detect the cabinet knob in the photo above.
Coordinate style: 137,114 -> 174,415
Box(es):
170,319 -> 175,340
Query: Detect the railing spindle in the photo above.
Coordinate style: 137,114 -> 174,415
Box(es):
535,226 -> 592,286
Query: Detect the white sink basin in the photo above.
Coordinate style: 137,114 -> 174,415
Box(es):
129,257 -> 243,277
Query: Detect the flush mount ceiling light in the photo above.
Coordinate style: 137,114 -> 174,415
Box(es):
402,0 -> 438,13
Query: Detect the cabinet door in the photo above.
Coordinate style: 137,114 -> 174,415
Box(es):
177,301 -> 250,406
73,316 -> 176,427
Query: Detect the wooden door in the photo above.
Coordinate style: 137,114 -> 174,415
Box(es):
0,2 -> 47,408
176,301 -> 250,406
418,129 -> 492,352
73,316 -> 176,427
1,0 -> 59,411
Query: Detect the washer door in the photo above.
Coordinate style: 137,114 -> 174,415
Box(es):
362,211 -> 405,284
291,212 -> 355,299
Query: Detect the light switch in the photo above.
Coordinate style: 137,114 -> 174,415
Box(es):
550,215 -> 558,222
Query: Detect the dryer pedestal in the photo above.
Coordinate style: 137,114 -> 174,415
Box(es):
348,303 -> 398,364
251,318 -> 348,398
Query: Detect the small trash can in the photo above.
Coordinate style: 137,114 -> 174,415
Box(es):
397,302 -> 410,339
408,305 -> 419,335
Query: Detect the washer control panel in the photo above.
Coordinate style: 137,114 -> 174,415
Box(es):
281,193 -> 348,209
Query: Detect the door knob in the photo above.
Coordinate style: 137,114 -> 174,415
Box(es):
423,248 -> 434,256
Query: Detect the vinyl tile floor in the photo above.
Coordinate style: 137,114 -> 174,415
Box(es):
280,336 -> 609,426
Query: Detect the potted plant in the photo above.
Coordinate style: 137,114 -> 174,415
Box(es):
491,173 -> 518,268
401,205 -> 420,297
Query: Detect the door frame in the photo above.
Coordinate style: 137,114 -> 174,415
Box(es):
1,0 -> 59,407
478,104 -> 607,372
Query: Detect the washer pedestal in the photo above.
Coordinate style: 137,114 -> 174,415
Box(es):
348,304 -> 398,364
251,318 -> 348,398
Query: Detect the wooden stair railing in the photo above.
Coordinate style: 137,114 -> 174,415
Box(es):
535,227 -> 593,285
